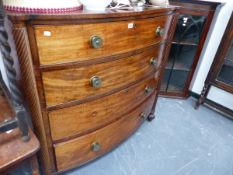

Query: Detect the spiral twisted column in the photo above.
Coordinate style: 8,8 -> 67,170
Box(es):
0,1 -> 29,141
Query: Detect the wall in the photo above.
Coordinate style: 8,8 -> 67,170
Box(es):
190,0 -> 233,110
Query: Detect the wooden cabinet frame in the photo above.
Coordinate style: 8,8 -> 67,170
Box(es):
196,12 -> 233,116
160,0 -> 220,98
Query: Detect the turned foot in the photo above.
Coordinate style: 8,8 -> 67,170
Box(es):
195,98 -> 202,110
147,113 -> 155,122
195,83 -> 210,110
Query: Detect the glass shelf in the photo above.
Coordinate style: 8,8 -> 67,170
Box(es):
172,41 -> 198,47
224,59 -> 233,68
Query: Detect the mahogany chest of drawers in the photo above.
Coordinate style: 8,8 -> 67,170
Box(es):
8,7 -> 178,174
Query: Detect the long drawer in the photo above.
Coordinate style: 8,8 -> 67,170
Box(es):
49,76 -> 158,142
34,15 -> 172,65
54,94 -> 155,172
42,47 -> 160,106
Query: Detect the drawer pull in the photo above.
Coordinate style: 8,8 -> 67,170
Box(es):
90,35 -> 103,49
144,86 -> 154,94
91,142 -> 101,152
90,76 -> 102,88
155,26 -> 165,37
150,58 -> 157,66
140,112 -> 147,120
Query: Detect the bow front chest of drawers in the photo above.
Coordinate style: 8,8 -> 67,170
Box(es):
8,7 -> 178,174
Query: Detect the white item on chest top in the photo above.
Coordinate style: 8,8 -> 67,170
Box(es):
80,0 -> 112,11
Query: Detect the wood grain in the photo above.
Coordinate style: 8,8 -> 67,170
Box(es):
0,94 -> 14,123
12,26 -> 56,174
8,7 -> 178,174
42,47 -> 160,106
49,76 -> 157,142
0,129 -> 40,173
34,15 -> 172,65
54,94 -> 155,172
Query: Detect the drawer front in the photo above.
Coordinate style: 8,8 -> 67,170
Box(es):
54,94 -> 155,171
49,76 -> 158,141
35,15 -> 172,65
42,47 -> 160,106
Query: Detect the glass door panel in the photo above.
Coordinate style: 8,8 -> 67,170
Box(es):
174,14 -> 206,44
217,41 -> 233,86
160,13 -> 207,96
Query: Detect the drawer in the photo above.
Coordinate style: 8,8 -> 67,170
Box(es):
34,15 -> 172,65
54,94 -> 155,171
42,47 -> 160,107
49,76 -> 158,142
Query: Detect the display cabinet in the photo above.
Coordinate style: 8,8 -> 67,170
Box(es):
160,0 -> 220,98
196,12 -> 233,114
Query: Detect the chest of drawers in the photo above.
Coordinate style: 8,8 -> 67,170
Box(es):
8,7 -> 178,174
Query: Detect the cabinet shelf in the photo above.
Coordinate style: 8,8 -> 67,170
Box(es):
172,40 -> 198,46
165,65 -> 191,71
224,59 -> 233,68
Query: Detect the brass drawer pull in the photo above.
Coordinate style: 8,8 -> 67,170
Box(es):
91,142 -> 101,152
90,35 -> 103,49
150,58 -> 157,66
90,76 -> 102,88
155,26 -> 165,37
140,112 -> 147,120
144,86 -> 154,94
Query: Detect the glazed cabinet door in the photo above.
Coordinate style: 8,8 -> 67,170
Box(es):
160,13 -> 207,97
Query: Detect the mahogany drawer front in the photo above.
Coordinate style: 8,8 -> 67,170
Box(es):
34,15 -> 172,65
49,76 -> 158,142
54,94 -> 155,171
42,47 -> 160,107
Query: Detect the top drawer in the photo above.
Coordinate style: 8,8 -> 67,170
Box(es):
34,15 -> 173,65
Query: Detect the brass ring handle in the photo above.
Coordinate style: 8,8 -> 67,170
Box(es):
150,58 -> 157,66
90,76 -> 102,88
155,26 -> 165,37
90,35 -> 103,49
140,112 -> 147,120
144,86 -> 154,94
91,142 -> 101,152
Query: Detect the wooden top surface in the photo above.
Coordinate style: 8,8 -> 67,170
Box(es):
6,6 -> 178,22
0,93 -> 14,123
0,129 -> 40,172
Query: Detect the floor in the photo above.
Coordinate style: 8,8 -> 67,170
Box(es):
63,97 -> 233,175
